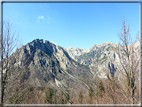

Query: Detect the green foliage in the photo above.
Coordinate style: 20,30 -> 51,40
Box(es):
97,80 -> 105,99
88,86 -> 94,100
44,88 -> 54,104
9,97 -> 14,104
98,80 -> 105,93
78,91 -> 83,104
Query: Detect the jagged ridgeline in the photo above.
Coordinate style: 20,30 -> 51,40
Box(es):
65,40 -> 140,80
9,39 -> 94,93
65,42 -> 120,79
65,42 -> 117,66
3,38 -> 140,104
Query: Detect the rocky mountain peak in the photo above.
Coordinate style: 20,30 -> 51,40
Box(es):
9,39 -> 94,91
65,47 -> 89,60
89,42 -> 116,51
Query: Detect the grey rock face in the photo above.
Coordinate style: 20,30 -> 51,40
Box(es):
66,42 -> 117,66
9,39 -> 94,92
65,41 -> 140,79
7,38 -> 140,92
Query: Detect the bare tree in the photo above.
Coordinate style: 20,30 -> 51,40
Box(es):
106,59 -> 117,104
90,59 -> 99,104
116,18 -> 140,104
0,20 -> 23,106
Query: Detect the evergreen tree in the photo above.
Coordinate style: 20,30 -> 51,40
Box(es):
44,88 -> 54,104
98,80 -> 105,98
88,86 -> 94,100
78,91 -> 83,104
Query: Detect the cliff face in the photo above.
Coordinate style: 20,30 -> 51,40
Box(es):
65,41 -> 140,79
6,39 -> 141,92
65,42 -> 117,78
10,39 -> 94,93
65,42 -> 117,66
65,47 -> 89,60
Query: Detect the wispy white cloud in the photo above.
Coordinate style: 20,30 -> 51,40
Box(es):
38,15 -> 44,19
37,16 -> 51,24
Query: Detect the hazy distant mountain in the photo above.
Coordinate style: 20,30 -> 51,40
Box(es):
65,42 -> 116,78
65,47 -> 89,60
65,41 -> 140,79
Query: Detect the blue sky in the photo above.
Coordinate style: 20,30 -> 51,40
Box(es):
3,3 -> 139,49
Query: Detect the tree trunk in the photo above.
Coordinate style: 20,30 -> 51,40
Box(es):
131,88 -> 135,104
1,36 -> 4,107
1,77 -> 4,107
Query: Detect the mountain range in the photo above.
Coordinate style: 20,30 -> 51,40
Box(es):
7,39 -> 97,95
4,39 -> 141,98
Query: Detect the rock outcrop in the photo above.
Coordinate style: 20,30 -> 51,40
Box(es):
9,39 -> 94,93
65,41 -> 140,79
